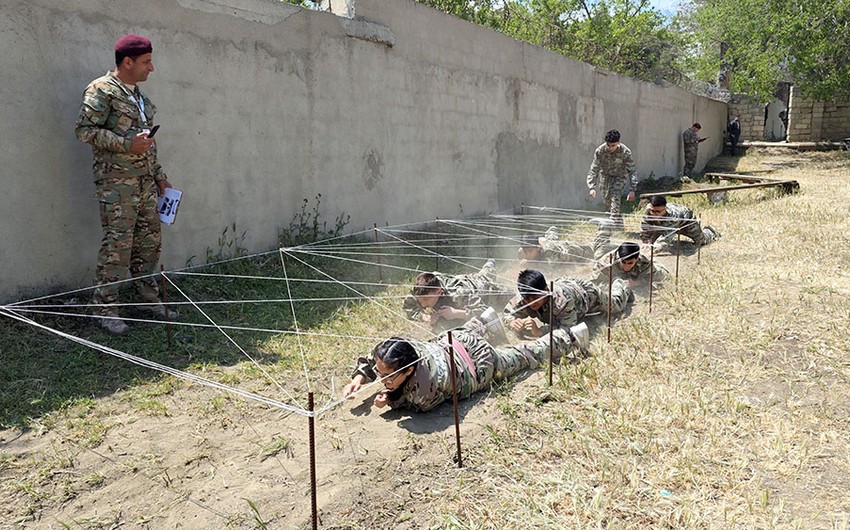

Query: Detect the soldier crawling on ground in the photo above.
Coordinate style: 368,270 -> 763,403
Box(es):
640,195 -> 720,252
592,241 -> 669,289
341,313 -> 589,412
518,226 -> 613,268
402,259 -> 501,327
502,269 -> 633,340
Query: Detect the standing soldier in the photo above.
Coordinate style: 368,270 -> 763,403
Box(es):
682,123 -> 707,178
727,116 -> 741,156
75,34 -> 177,335
587,129 -> 637,232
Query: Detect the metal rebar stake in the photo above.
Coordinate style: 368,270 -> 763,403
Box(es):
308,392 -> 318,530
697,217 -> 702,264
548,281 -> 554,386
160,264 -> 172,349
648,244 -> 654,314
607,253 -> 613,343
675,232 -> 681,289
446,331 -> 463,468
374,224 -> 382,282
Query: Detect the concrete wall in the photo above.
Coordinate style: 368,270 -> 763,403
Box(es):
0,0 -> 726,302
788,86 -> 850,142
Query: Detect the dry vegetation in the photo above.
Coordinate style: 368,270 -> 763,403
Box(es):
2,149 -> 849,529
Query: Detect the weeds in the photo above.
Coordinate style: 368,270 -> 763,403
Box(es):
278,194 -> 351,248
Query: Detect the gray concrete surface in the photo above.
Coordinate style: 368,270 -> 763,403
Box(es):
0,0 -> 726,302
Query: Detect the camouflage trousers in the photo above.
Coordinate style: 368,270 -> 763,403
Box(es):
586,277 -> 632,318
683,146 -> 698,177
601,175 -> 627,229
93,175 -> 162,315
492,328 -> 575,380
661,219 -> 719,247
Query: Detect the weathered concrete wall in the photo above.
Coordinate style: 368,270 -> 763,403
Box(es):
788,86 -> 850,142
0,0 -> 726,302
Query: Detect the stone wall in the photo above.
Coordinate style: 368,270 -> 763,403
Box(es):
788,86 -> 850,142
727,99 -> 766,141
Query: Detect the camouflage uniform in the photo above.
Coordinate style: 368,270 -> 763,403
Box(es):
682,128 -> 700,177
351,322 -> 576,412
639,203 -> 720,248
403,262 -> 499,323
586,143 -> 638,228
538,226 -> 612,263
502,276 -> 632,337
592,253 -> 669,286
75,71 -> 167,315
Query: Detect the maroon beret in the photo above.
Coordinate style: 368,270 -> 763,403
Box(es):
114,34 -> 152,56
692,122 -> 702,129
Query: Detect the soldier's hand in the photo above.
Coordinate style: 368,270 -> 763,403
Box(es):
373,391 -> 390,408
627,191 -> 636,201
343,375 -> 366,398
129,132 -> 154,154
156,179 -> 172,197
437,306 -> 465,320
524,319 -> 542,336
508,318 -> 525,332
589,189 -> 597,198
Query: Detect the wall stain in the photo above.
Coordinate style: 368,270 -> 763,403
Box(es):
362,148 -> 384,190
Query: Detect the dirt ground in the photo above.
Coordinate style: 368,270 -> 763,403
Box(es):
3,147 -> 850,529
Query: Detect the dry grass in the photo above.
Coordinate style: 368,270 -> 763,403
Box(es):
2,149 -> 849,529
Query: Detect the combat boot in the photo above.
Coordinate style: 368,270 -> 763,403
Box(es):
99,316 -> 130,336
140,304 -> 180,321
569,322 -> 590,354
476,306 -> 508,345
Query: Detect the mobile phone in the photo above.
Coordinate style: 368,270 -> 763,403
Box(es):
147,125 -> 160,138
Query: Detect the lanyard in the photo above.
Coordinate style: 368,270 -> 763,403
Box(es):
132,87 -> 148,126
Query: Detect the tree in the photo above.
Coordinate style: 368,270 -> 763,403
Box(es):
680,0 -> 850,100
416,0 -> 685,84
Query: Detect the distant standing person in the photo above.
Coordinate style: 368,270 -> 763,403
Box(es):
75,34 -> 177,336
727,116 -> 741,156
586,129 -> 637,231
682,123 -> 707,178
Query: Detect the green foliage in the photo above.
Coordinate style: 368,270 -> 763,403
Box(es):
417,0 -> 684,83
278,194 -> 351,248
204,222 -> 248,264
679,0 -> 850,100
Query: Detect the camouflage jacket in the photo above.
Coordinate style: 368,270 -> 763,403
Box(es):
352,330 -> 495,412
503,276 -> 597,333
593,253 -> 669,285
586,143 -> 637,192
682,128 -> 700,148
75,71 -> 166,181
403,272 -> 493,321
640,203 -> 697,244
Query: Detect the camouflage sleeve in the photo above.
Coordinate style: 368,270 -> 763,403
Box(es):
652,262 -> 669,282
454,292 -> 486,316
502,293 -> 529,325
149,150 -> 168,182
553,292 -> 577,329
639,214 -> 660,243
352,356 -> 377,382
624,149 -> 638,191
586,150 -> 601,190
403,294 -> 424,320
74,86 -> 131,153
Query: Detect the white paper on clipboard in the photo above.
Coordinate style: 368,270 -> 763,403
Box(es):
157,187 -> 182,225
